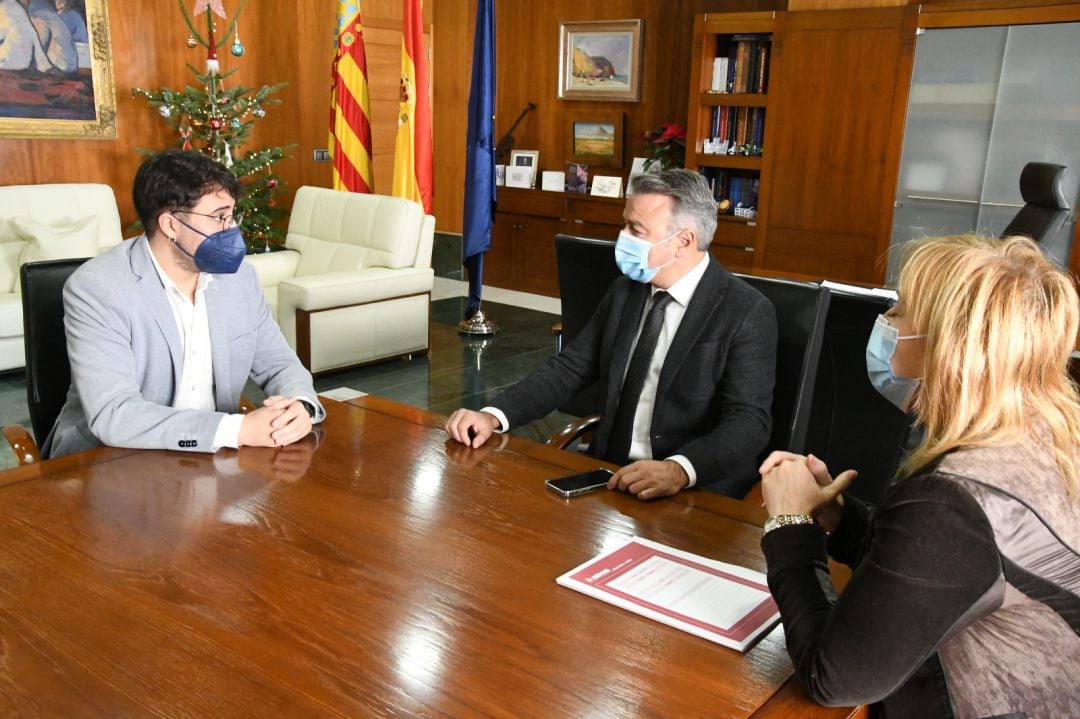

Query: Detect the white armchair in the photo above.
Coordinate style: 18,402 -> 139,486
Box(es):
245,186 -> 435,375
0,183 -> 123,371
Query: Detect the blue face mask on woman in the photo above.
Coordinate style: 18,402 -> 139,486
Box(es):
171,218 -> 247,274
866,313 -> 925,412
614,230 -> 679,283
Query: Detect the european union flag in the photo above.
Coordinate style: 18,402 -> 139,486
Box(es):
461,0 -> 496,319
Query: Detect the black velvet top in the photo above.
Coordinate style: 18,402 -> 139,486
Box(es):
761,466 -> 1080,719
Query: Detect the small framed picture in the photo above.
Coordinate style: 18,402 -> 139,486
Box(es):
566,112 -> 624,169
541,171 -> 566,192
505,165 -> 533,189
510,149 -> 539,170
558,19 -> 643,102
591,175 -> 623,198
566,163 -> 588,193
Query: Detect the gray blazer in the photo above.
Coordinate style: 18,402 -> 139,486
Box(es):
43,236 -> 324,458
494,256 -> 777,496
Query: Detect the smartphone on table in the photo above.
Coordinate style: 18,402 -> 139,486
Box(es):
545,468 -> 614,498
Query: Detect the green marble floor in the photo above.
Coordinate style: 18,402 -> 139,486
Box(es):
0,298 -> 574,470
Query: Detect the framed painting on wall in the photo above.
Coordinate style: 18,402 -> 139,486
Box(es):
0,0 -> 117,139
558,19 -> 642,102
566,112 -> 624,169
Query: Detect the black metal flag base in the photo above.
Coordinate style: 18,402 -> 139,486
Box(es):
458,309 -> 500,336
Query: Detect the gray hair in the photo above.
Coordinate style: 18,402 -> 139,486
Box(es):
630,169 -> 717,250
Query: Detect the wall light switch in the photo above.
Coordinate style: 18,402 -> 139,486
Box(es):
313,149 -> 331,162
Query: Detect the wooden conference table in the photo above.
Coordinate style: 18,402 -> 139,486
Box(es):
0,397 -> 861,718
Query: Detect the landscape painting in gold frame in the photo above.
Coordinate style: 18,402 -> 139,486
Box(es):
558,19 -> 642,102
0,0 -> 117,139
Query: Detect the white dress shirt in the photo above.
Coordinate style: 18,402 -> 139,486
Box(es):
485,253 -> 711,486
146,241 -> 244,449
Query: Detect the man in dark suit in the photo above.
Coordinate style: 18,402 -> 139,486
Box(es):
446,169 -> 777,499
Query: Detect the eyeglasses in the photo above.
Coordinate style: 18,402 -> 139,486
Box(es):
173,209 -> 244,231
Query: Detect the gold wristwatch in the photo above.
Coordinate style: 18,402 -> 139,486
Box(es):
763,514 -> 815,534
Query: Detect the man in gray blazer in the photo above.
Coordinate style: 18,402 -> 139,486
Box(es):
446,170 -> 776,499
44,150 -> 324,458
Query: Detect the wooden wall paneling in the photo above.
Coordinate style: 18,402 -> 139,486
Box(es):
684,14 -> 711,158
291,0 -> 336,195
258,5 -> 431,216
762,6 -> 912,283
243,2 -> 301,206
753,10 -> 785,267
918,0 -> 1080,27
432,0 -> 475,235
365,25 -> 407,196
787,0 -> 905,9
872,5 -> 918,279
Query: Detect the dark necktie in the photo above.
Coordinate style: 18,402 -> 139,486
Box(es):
607,291 -> 672,465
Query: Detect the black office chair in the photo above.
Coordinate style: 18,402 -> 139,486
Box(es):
735,275 -> 830,457
553,234 -> 622,418
2,258 -> 89,464
803,288 -> 914,504
1001,162 -> 1070,246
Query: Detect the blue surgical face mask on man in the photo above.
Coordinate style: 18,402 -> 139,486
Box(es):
614,229 -> 680,283
866,313 -> 926,412
171,216 -> 246,274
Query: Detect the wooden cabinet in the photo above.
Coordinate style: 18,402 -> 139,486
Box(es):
762,7 -> 916,284
488,188 -> 625,297
685,8 -> 917,285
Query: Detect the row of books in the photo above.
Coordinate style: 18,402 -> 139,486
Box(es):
709,35 -> 770,94
699,168 -> 760,213
704,106 -> 765,155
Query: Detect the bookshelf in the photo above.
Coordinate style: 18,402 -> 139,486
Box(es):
685,12 -> 777,272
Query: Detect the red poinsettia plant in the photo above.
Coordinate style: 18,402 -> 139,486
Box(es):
641,123 -> 686,171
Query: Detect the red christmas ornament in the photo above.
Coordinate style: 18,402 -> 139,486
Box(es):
209,117 -> 223,130
269,199 -> 276,207
267,178 -> 278,188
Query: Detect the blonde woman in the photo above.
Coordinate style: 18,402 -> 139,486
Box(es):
759,235 -> 1080,718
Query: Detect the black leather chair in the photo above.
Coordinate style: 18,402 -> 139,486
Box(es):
22,259 -> 88,446
1001,162 -> 1070,247
553,234 -> 621,417
2,258 -> 88,464
803,288 -> 913,504
735,275 -> 830,457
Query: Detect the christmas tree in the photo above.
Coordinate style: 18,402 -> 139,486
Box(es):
133,0 -> 292,249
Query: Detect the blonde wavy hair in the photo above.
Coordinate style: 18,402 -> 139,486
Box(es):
898,234 -> 1080,496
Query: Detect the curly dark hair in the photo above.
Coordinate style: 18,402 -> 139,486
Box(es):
133,150 -> 241,238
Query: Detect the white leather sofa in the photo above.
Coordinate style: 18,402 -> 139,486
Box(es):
244,186 -> 435,375
0,183 -> 123,372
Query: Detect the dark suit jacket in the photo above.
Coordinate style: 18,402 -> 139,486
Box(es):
493,256 -> 777,496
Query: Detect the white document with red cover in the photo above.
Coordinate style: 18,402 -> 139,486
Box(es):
556,536 -> 779,651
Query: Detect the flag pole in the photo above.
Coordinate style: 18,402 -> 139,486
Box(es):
458,0 -> 498,336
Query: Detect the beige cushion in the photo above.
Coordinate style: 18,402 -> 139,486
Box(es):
286,187 -> 425,275
15,215 -> 100,264
0,183 -> 122,254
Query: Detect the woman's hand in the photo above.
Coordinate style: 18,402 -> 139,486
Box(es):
759,451 -> 857,533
